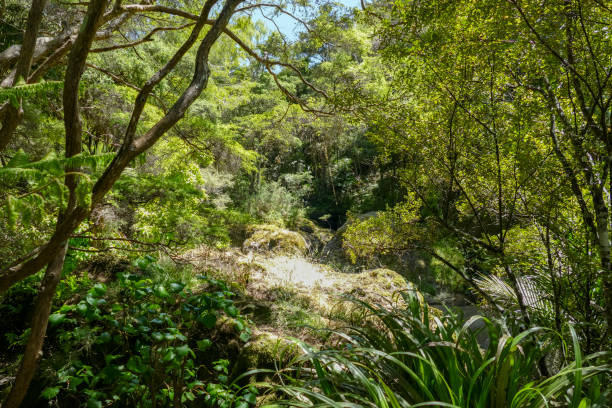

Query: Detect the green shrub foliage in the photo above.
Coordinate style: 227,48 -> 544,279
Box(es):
40,260 -> 255,408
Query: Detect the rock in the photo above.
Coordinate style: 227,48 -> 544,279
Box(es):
337,267 -> 427,310
294,217 -> 317,234
295,219 -> 334,255
242,224 -> 308,255
353,268 -> 408,296
232,331 -> 299,380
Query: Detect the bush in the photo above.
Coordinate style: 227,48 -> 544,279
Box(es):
243,180 -> 306,227
270,292 -> 612,407
39,262 -> 257,408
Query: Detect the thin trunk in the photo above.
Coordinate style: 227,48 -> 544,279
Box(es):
592,192 -> 612,336
0,0 -> 48,152
0,102 -> 23,151
545,222 -> 562,333
2,243 -> 68,408
0,7 -> 247,400
0,0 -> 235,295
13,0 -> 48,84
2,1 -> 110,404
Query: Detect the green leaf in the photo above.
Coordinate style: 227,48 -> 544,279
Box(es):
226,305 -> 238,317
243,392 -> 257,404
197,339 -> 212,351
162,349 -> 176,363
175,344 -> 191,359
155,285 -> 169,298
239,331 -> 251,342
199,313 -> 217,329
49,313 -> 66,326
6,149 -> 29,167
234,319 -> 244,331
170,282 -> 185,292
98,332 -> 111,343
41,386 -> 60,399
77,303 -> 88,314
91,283 -> 107,297
104,354 -> 121,365
87,398 -> 102,408
126,356 -> 143,373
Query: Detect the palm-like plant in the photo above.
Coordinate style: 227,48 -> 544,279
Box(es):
267,292 -> 611,407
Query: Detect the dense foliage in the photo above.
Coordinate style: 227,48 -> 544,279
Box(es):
273,293 -> 611,407
1,0 -> 611,406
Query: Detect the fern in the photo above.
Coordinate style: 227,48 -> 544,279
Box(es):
1,150 -> 115,229
473,274 -> 555,323
0,81 -> 63,107
0,150 -> 115,180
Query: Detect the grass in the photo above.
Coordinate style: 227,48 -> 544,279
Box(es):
265,291 -> 612,407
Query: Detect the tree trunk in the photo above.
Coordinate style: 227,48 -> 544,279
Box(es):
1,1 -> 245,404
593,198 -> 612,337
0,102 -> 23,151
2,243 -> 68,408
2,1 -> 110,404
0,0 -> 48,152
13,0 -> 48,84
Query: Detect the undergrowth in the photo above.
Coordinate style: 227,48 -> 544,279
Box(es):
268,292 -> 612,407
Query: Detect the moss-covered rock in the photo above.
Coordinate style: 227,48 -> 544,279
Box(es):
296,218 -> 334,255
336,267 -> 412,310
363,268 -> 407,291
232,331 -> 299,380
242,224 -> 308,255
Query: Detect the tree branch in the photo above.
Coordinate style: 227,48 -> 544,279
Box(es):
90,23 -> 194,53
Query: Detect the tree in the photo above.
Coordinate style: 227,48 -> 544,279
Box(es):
0,1 -> 328,405
346,0 -> 610,349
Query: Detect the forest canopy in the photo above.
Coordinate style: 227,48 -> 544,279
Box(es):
0,0 -> 611,407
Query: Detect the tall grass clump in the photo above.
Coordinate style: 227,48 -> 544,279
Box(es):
268,292 -> 611,407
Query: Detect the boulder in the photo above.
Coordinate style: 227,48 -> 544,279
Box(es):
242,224 -> 308,255
338,267 -> 418,308
294,218 -> 334,254
232,331 -> 299,380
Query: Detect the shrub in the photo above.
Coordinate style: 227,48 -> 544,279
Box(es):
243,180 -> 306,227
40,266 -> 257,408
270,292 -> 612,407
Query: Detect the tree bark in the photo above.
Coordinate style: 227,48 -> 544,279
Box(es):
1,1 -> 245,403
13,0 -> 48,83
0,0 -> 48,152
2,1 -> 109,405
592,191 -> 612,336
0,0 -> 246,297
2,243 -> 68,408
0,102 -> 23,151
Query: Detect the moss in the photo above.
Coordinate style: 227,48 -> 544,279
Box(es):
232,332 -> 299,380
338,268 -> 408,302
293,217 -> 318,233
242,224 -> 308,255
365,268 -> 406,291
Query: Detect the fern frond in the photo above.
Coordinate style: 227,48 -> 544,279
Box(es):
1,151 -> 115,179
0,81 -> 63,107
473,274 -> 554,318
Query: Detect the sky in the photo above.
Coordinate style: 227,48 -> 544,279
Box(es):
255,0 -> 362,40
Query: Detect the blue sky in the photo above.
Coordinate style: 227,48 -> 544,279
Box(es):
255,0 -> 362,40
